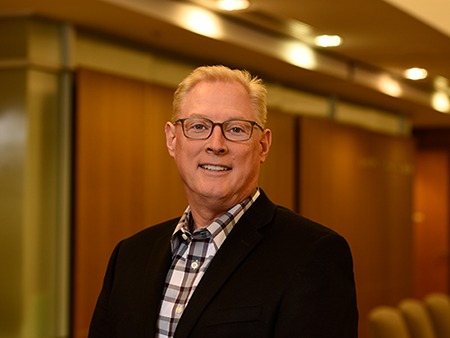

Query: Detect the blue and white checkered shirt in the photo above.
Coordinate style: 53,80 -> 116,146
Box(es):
156,189 -> 260,338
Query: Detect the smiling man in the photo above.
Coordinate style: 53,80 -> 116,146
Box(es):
88,65 -> 358,338
165,78 -> 271,229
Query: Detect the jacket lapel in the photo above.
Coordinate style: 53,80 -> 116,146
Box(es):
140,228 -> 174,337
174,191 -> 276,337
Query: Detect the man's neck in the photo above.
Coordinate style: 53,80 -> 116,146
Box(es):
189,204 -> 227,230
187,191 -> 259,230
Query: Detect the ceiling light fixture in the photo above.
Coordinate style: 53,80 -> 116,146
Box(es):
404,67 -> 428,80
315,35 -> 342,47
215,0 -> 250,11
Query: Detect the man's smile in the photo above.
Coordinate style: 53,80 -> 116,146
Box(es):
199,164 -> 231,171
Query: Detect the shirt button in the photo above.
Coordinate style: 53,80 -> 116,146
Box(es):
191,262 -> 199,270
176,306 -> 183,315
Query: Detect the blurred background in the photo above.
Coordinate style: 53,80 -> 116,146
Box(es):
1,0 -> 450,337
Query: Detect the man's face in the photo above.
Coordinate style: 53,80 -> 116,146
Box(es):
165,80 -> 271,210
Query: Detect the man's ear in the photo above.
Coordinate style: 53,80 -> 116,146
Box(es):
165,122 -> 176,158
259,128 -> 272,163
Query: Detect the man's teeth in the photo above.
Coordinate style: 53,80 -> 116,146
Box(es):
200,165 -> 230,171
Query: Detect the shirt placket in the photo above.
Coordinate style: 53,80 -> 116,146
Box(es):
174,229 -> 212,318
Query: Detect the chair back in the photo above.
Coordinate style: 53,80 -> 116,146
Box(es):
424,293 -> 450,338
369,306 -> 411,338
398,298 -> 436,338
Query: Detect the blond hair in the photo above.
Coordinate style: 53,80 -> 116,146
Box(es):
173,65 -> 268,127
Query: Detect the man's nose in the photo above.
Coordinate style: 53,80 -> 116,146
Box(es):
206,124 -> 227,153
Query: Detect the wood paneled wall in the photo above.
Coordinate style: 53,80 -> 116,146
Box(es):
413,129 -> 450,299
73,68 -> 415,338
298,116 -> 415,338
259,111 -> 297,211
414,150 -> 449,298
73,69 -> 187,338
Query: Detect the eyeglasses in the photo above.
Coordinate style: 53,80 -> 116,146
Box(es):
175,117 -> 263,142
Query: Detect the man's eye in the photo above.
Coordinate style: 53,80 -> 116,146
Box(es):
227,122 -> 250,134
192,124 -> 207,130
230,127 -> 244,133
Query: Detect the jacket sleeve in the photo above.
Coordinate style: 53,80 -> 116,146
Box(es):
88,241 -> 123,338
274,232 -> 359,337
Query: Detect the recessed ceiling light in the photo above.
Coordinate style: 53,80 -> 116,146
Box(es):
215,0 -> 250,11
404,67 -> 428,80
315,35 -> 342,47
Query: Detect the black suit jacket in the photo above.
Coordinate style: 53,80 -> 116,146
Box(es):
88,190 -> 358,337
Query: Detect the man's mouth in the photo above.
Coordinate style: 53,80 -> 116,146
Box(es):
200,164 -> 231,171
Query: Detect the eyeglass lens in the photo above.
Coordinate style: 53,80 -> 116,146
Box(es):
182,118 -> 254,141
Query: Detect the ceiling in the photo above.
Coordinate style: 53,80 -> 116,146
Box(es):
2,0 -> 450,129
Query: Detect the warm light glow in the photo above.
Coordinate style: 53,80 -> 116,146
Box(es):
404,67 -> 428,80
215,0 -> 250,11
379,75 -> 402,97
434,76 -> 449,91
180,7 -> 223,38
432,92 -> 450,113
284,42 -> 316,70
315,35 -> 342,47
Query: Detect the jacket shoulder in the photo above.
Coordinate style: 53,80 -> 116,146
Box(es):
117,217 -> 179,253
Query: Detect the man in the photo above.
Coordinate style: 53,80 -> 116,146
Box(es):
88,65 -> 358,337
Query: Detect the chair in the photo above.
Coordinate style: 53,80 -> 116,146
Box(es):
398,298 -> 436,338
368,306 -> 411,338
424,293 -> 450,338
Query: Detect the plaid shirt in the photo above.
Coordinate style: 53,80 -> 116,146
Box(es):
156,189 -> 260,338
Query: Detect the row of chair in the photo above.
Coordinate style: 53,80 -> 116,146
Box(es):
368,293 -> 450,338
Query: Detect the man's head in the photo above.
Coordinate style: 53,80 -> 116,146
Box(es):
173,65 -> 268,128
165,65 -> 272,217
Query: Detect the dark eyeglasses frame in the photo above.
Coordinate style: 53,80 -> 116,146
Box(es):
174,117 -> 264,142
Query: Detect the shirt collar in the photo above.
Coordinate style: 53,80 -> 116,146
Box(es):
171,189 -> 260,254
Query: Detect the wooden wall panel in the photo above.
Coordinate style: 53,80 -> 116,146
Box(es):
414,150 -> 450,298
259,110 -> 296,211
413,129 -> 450,299
73,69 -> 187,338
74,69 -> 146,338
298,116 -> 414,338
142,83 -> 188,225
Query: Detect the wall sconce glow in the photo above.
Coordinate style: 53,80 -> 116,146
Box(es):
379,75 -> 402,97
215,0 -> 250,11
404,67 -> 428,80
432,92 -> 450,113
180,7 -> 223,38
284,42 -> 316,70
315,35 -> 342,47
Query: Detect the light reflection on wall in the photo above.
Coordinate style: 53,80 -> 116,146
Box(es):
283,42 -> 316,70
432,92 -> 450,113
378,75 -> 402,97
178,7 -> 223,39
432,76 -> 450,113
0,109 -> 26,163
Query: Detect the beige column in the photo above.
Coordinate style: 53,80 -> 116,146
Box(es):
0,17 -> 72,338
